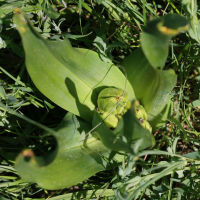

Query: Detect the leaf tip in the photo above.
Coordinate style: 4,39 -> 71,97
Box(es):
14,7 -> 21,14
157,14 -> 190,36
19,149 -> 37,164
20,149 -> 34,157
13,8 -> 27,25
157,22 -> 190,36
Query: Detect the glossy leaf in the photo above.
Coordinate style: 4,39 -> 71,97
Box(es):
92,102 -> 155,152
92,110 -> 133,153
113,102 -> 155,150
43,3 -> 60,19
141,14 -> 189,69
13,8 -> 135,123
122,48 -> 176,131
15,112 -> 124,190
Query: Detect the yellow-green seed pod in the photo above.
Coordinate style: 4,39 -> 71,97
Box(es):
116,114 -> 122,120
141,120 -> 152,133
101,112 -> 118,129
135,105 -> 148,120
97,87 -> 131,128
98,88 -> 130,116
124,100 -> 131,111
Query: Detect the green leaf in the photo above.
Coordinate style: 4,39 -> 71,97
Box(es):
42,3 -> 60,19
15,112 -> 124,190
13,8 -> 135,123
0,1 -> 23,18
141,14 -> 189,69
183,0 -> 200,43
43,17 -> 51,33
122,48 -> 177,131
48,189 -> 114,200
92,110 -> 133,153
113,102 -> 155,150
190,99 -> 200,108
183,150 -> 200,159
129,161 -> 186,198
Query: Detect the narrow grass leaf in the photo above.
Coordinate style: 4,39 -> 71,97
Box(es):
130,161 -> 185,199
48,189 -> 114,199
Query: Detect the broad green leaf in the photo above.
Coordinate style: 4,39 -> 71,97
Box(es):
92,101 -> 154,152
122,48 -> 177,131
42,3 -> 60,19
13,8 -> 135,123
113,102 -> 155,150
141,14 -> 189,69
92,110 -> 133,153
15,112 -> 124,190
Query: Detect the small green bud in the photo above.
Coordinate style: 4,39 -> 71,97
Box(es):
134,101 -> 152,133
98,88 -> 130,116
125,100 -> 131,111
97,87 -> 131,128
140,120 -> 152,133
123,13 -> 130,20
101,112 -> 118,129
116,114 -> 122,120
135,105 -> 147,120
97,98 -> 118,115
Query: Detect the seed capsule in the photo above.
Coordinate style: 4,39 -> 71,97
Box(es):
98,87 -> 131,121
134,105 -> 148,120
101,112 -> 118,128
140,120 -> 152,133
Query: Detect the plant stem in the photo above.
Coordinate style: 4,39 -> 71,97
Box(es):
168,172 -> 174,200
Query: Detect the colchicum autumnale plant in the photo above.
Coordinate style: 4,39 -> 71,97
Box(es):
12,8 -> 189,190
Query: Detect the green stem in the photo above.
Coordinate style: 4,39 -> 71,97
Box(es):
167,0 -> 180,15
168,137 -> 179,200
168,172 -> 174,200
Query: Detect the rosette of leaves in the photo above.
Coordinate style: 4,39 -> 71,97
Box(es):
12,9 -> 189,190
